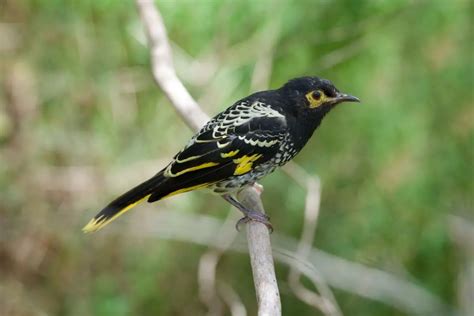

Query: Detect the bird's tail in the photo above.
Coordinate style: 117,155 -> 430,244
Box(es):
82,171 -> 166,233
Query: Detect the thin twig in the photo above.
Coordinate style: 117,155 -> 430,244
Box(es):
135,1 -> 281,314
198,249 -> 225,316
198,210 -> 242,316
249,19 -> 280,91
217,281 -> 248,316
283,162 -> 342,316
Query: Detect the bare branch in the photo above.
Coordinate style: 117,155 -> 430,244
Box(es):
135,0 -> 281,314
237,188 -> 281,315
135,0 -> 208,131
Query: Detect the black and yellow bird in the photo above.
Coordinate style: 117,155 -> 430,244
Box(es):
83,76 -> 359,233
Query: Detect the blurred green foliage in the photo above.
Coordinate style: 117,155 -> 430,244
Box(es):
0,0 -> 472,315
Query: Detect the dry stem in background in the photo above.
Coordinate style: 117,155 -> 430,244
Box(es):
197,210 -> 245,316
283,162 -> 342,316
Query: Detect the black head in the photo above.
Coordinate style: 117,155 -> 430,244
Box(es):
281,76 -> 359,111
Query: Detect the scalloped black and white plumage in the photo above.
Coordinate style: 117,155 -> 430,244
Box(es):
83,76 -> 359,232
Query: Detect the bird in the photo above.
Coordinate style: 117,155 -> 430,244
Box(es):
83,76 -> 359,233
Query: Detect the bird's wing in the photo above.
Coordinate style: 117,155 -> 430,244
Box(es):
83,101 -> 288,232
147,101 -> 287,202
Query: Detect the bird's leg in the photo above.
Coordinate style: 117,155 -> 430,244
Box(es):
222,194 -> 273,233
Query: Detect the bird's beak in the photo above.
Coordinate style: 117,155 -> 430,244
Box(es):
335,92 -> 360,104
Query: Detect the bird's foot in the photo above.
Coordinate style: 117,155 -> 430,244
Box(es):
235,211 -> 273,233
223,194 -> 273,233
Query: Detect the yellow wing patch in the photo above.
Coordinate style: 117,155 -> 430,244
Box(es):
233,154 -> 262,175
162,183 -> 210,199
168,162 -> 219,177
82,194 -> 151,233
220,150 -> 240,158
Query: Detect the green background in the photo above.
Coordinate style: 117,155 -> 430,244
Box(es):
1,0 -> 472,315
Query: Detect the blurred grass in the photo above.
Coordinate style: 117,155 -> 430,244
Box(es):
0,0 -> 472,315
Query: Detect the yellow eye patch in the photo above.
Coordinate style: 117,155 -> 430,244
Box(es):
305,90 -> 329,108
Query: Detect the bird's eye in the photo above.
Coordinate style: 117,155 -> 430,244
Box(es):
305,89 -> 326,108
312,91 -> 322,100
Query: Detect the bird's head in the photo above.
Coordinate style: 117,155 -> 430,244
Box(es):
282,76 -> 359,113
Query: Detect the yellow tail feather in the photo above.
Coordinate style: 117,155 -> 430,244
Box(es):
82,194 -> 151,233
83,182 -> 211,233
